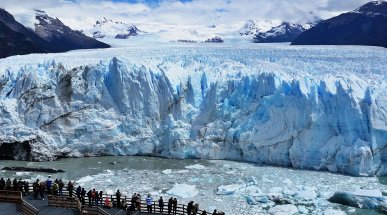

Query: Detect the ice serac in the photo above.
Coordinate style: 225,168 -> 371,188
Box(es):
0,47 -> 386,176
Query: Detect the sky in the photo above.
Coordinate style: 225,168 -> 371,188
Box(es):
0,0 -> 378,30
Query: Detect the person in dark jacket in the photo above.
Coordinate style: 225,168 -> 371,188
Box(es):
192,203 -> 199,215
76,186 -> 82,201
158,197 -> 164,213
13,178 -> 18,191
81,188 -> 86,205
0,178 -> 5,190
172,198 -> 178,215
58,180 -> 64,196
116,190 -> 121,208
99,191 -> 103,205
212,209 -> 218,215
87,190 -> 92,206
23,181 -> 29,195
187,201 -> 194,215
17,178 -> 23,193
68,181 -> 74,197
201,210 -> 207,215
168,197 -> 173,215
6,178 -> 11,190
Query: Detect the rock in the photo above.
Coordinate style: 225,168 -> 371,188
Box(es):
2,167 -> 65,173
268,204 -> 298,215
328,191 -> 386,209
378,204 -> 387,214
204,36 -> 224,43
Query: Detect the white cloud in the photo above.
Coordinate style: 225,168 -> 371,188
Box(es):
0,0 -> 380,31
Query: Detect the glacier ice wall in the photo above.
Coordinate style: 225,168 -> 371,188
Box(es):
0,45 -> 386,176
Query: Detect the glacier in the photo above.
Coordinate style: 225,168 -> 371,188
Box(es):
0,43 -> 386,176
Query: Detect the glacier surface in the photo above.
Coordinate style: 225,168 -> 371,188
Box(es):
0,43 -> 386,176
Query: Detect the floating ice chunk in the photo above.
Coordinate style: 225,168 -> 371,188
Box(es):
217,184 -> 244,195
166,183 -> 198,198
298,205 -> 309,214
283,179 -> 292,185
175,170 -> 189,174
185,164 -> 207,170
297,187 -> 317,200
16,172 -> 31,176
269,187 -> 283,194
268,204 -> 298,215
246,185 -> 262,197
352,189 -> 382,198
323,209 -> 345,215
162,169 -> 172,174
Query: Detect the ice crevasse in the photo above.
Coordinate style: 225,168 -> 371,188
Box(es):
0,46 -> 386,176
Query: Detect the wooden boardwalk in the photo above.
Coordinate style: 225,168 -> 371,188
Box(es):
0,186 -> 212,215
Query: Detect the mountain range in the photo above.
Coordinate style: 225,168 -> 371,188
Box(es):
0,9 -> 109,58
292,1 -> 387,47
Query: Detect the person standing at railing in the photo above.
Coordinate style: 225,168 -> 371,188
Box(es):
46,176 -> 52,194
58,179 -> 64,196
167,197 -> 173,214
87,190 -> 92,206
76,185 -> 81,201
17,178 -> 23,193
52,182 -> 59,196
146,194 -> 153,213
68,181 -> 74,197
81,188 -> 86,205
136,193 -> 141,212
13,178 -> 18,191
0,177 -> 5,190
159,196 -> 164,213
33,179 -> 39,199
39,181 -> 46,200
172,198 -> 178,215
116,189 -> 121,208
192,203 -> 199,215
99,191 -> 103,205
23,181 -> 29,195
187,201 -> 194,215
6,178 -> 11,190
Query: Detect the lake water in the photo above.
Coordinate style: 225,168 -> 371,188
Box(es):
0,156 -> 385,214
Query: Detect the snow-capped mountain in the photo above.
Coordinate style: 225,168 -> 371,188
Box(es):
89,17 -> 143,39
239,20 -> 313,43
0,8 -> 109,58
292,1 -> 387,47
0,8 -> 51,58
253,22 -> 308,43
239,20 -> 282,37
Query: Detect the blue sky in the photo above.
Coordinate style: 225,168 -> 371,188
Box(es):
0,0 -> 376,28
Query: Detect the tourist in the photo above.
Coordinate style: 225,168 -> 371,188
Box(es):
68,181 -> 74,197
81,188 -> 86,205
168,197 -> 173,215
146,194 -> 153,213
212,209 -> 217,215
187,201 -> 194,215
172,198 -> 178,215
192,203 -> 199,215
0,178 -> 5,190
6,178 -> 11,190
136,193 -> 141,211
104,197 -> 112,209
46,176 -> 52,194
13,178 -> 18,191
116,189 -> 121,208
87,190 -> 92,206
39,181 -> 45,200
201,210 -> 207,215
23,181 -> 29,195
158,196 -> 164,213
76,186 -> 81,201
99,191 -> 103,205
52,181 -> 59,195
58,179 -> 64,196
92,189 -> 97,206
17,178 -> 23,193
33,179 -> 39,199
